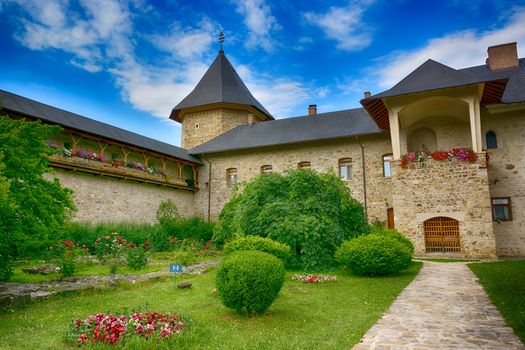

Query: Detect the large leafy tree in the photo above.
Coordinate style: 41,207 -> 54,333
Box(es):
0,115 -> 75,279
214,169 -> 369,270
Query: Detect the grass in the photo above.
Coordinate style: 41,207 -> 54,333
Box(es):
10,252 -> 217,283
0,262 -> 422,349
469,260 -> 525,343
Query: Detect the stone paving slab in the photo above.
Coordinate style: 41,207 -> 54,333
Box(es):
353,262 -> 524,350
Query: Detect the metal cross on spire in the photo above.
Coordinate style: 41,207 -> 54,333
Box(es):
218,32 -> 224,51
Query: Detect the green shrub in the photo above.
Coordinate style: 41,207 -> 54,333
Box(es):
224,236 -> 292,266
335,234 -> 412,276
0,254 -> 13,281
156,199 -> 181,225
374,227 -> 415,254
126,247 -> 148,270
216,251 -> 285,314
214,170 -> 370,270
59,255 -> 76,277
163,217 -> 215,241
173,250 -> 197,266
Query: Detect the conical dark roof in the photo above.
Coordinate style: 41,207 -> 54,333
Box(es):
170,51 -> 273,121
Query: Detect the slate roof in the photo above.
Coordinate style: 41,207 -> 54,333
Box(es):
170,51 -> 273,121
370,59 -> 492,99
459,58 -> 525,103
189,108 -> 383,154
0,89 -> 200,164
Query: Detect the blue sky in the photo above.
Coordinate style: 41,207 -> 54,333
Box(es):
1,0 -> 525,147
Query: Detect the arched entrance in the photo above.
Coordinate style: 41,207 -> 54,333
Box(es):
424,217 -> 461,253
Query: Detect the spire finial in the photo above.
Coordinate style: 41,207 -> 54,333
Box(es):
218,31 -> 224,52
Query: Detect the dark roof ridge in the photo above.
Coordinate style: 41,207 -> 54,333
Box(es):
0,89 -> 200,164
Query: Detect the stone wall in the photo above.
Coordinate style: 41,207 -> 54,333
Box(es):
181,108 -> 259,149
483,109 -> 525,256
391,156 -> 497,258
193,135 -> 394,223
47,169 -> 195,223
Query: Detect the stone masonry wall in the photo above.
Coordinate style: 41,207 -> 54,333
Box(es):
483,110 -> 525,256
181,108 -> 257,149
47,169 -> 195,223
193,135 -> 393,224
391,156 -> 497,258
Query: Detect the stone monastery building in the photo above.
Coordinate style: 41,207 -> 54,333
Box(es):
2,42 -> 525,259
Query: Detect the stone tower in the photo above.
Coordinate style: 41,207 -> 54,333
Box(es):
170,50 -> 273,149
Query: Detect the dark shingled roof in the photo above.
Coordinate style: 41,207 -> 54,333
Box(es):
370,59 -> 495,99
189,108 -> 383,154
459,58 -> 525,103
170,51 -> 273,121
0,89 -> 201,164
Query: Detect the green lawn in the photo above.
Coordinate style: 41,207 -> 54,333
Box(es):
469,260 -> 525,343
10,252 -> 215,283
0,262 -> 421,349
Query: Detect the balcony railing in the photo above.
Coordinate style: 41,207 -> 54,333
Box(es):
49,155 -> 198,191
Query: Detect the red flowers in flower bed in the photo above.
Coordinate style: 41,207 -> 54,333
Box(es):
69,311 -> 186,346
292,274 -> 337,283
400,147 -> 478,169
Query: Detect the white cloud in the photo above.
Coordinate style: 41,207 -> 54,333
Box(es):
304,0 -> 374,51
373,8 -> 525,89
5,0 -> 309,125
149,19 -> 215,60
236,63 -> 309,117
232,0 -> 280,52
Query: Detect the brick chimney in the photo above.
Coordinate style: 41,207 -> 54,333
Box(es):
486,42 -> 519,71
247,113 -> 255,126
364,91 -> 371,99
308,104 -> 317,116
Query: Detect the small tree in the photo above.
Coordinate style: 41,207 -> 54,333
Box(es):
0,115 -> 75,279
214,169 -> 369,270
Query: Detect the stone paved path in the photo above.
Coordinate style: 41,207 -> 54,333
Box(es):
353,262 -> 524,350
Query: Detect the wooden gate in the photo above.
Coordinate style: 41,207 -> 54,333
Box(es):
424,217 -> 461,253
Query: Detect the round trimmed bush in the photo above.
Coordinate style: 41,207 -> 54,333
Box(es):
374,227 -> 414,254
335,234 -> 412,276
224,236 -> 292,266
216,251 -> 285,314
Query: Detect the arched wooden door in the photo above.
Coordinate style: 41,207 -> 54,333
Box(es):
424,217 -> 461,253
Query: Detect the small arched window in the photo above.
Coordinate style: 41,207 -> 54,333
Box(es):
338,158 -> 352,180
486,131 -> 498,149
226,168 -> 237,188
298,161 -> 311,170
261,165 -> 273,174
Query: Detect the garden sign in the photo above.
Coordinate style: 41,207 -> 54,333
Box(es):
169,263 -> 183,288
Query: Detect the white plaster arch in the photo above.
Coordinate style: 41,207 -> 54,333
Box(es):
398,96 -> 470,129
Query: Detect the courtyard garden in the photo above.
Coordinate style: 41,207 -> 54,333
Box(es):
1,116 -> 524,349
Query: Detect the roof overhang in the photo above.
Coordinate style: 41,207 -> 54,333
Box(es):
360,79 -> 509,131
170,102 -> 274,123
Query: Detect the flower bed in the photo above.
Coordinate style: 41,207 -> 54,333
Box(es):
68,311 -> 186,345
400,147 -> 478,169
292,274 -> 337,283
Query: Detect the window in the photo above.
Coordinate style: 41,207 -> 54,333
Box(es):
486,131 -> 498,149
298,161 -> 311,170
261,165 -> 273,174
226,168 -> 237,188
338,158 -> 352,180
383,154 -> 393,177
491,197 -> 512,221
